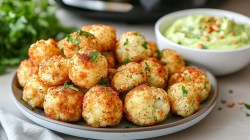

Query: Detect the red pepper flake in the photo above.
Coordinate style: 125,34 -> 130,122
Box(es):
217,35 -> 223,40
197,44 -> 204,49
233,40 -> 238,45
229,32 -> 235,36
227,103 -> 235,108
204,35 -> 210,41
212,25 -> 220,31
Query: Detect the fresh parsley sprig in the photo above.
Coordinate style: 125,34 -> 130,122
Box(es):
61,82 -> 79,91
90,51 -> 99,62
181,86 -> 188,97
0,0 -> 76,74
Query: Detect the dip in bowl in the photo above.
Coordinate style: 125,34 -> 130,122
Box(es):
155,9 -> 250,76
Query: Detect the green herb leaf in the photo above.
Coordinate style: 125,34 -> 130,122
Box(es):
155,50 -> 162,58
229,90 -> 233,94
181,86 -> 188,97
135,32 -> 139,36
152,110 -> 157,121
0,0 -> 76,74
145,62 -> 150,72
142,41 -> 148,49
102,53 -> 108,57
122,59 -> 131,65
186,75 -> 191,80
77,30 -> 94,38
90,51 -> 99,62
124,38 -> 129,46
61,82 -> 79,91
221,100 -> 226,104
245,103 -> 250,109
67,34 -> 82,45
97,77 -> 108,86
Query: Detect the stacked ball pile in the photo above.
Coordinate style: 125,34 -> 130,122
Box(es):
17,24 -> 211,128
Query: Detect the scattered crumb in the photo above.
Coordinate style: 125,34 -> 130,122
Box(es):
227,103 -> 235,108
217,107 -> 222,111
229,90 -> 233,94
221,99 -> 226,104
237,100 -> 245,105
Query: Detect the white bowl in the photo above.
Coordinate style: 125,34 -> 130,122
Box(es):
155,8 -> 250,76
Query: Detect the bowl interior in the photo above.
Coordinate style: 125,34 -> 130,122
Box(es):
156,8 -> 250,53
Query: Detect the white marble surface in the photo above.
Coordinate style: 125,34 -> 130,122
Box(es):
1,0 -> 250,139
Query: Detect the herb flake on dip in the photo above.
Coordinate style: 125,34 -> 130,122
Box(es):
164,15 -> 250,50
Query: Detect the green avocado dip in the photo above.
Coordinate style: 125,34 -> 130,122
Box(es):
164,15 -> 250,50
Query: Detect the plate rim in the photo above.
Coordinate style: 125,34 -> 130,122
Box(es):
11,65 -> 218,133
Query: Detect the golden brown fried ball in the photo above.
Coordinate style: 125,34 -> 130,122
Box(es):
160,49 -> 185,75
22,75 -> 49,108
140,58 -> 168,88
81,24 -> 116,52
69,46 -> 108,89
44,85 -> 84,122
168,66 -> 211,102
124,84 -> 170,126
112,62 -> 147,93
17,59 -> 38,88
147,41 -> 159,58
38,55 -> 69,86
28,38 -> 60,66
101,52 -> 116,68
167,83 -> 200,118
115,32 -> 151,63
63,31 -> 101,58
82,85 -> 123,127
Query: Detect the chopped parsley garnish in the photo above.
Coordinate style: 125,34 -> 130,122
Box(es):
229,90 -> 233,94
77,30 -> 94,38
90,51 -> 99,62
106,90 -> 110,95
135,32 -> 139,36
153,115 -> 157,121
102,53 -> 108,57
246,113 -> 250,117
127,86 -> 133,90
217,107 -> 222,111
152,110 -> 157,121
77,46 -> 80,51
202,45 -> 208,49
186,75 -> 191,80
142,41 -> 148,49
124,38 -> 129,45
155,50 -> 162,58
122,59 -> 131,65
181,86 -> 188,97
244,103 -> 250,109
158,97 -> 161,100
66,34 -> 82,45
97,77 -> 108,86
61,82 -> 79,91
221,99 -> 226,104
145,62 -> 150,72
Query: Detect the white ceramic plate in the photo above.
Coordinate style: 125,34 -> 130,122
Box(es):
11,65 -> 218,140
